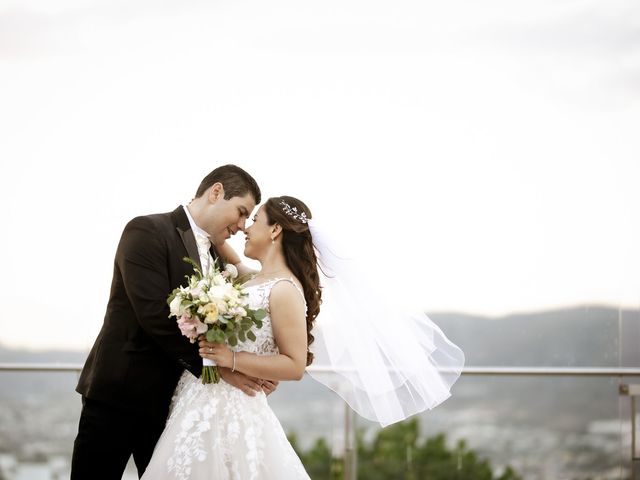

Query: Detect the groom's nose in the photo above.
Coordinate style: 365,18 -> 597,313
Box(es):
237,217 -> 247,231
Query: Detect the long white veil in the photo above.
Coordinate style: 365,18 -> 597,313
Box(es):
307,218 -> 465,427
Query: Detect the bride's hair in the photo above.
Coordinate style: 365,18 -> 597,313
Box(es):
263,196 -> 321,366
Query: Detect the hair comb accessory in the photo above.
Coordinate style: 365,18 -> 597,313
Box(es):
279,200 -> 308,224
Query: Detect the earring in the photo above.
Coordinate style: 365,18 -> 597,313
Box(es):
271,238 -> 275,244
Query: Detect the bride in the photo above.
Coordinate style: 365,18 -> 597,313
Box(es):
142,195 -> 465,479
141,196 -> 318,479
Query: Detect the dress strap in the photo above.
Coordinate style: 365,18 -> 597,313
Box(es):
267,278 -> 307,313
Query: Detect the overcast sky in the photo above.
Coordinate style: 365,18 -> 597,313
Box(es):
1,0 -> 639,350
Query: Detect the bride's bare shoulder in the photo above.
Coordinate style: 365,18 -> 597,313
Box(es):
269,278 -> 306,307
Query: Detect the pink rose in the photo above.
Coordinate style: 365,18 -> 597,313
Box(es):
177,314 -> 208,342
193,317 -> 208,335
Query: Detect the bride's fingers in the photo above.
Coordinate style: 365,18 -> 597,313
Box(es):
199,343 -> 224,354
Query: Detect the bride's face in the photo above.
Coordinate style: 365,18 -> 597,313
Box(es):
243,206 -> 272,260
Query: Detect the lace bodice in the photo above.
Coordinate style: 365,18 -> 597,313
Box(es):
233,278 -> 306,357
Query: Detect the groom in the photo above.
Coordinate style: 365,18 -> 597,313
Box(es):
72,165 -> 272,479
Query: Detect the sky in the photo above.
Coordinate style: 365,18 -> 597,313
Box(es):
1,0 -> 639,350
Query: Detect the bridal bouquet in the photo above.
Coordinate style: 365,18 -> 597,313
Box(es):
167,257 -> 266,384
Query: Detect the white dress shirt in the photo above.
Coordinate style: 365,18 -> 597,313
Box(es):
183,205 -> 215,274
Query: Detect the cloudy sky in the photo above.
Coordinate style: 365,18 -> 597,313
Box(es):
1,0 -> 638,350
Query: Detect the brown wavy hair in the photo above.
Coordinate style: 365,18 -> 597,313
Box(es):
194,164 -> 261,203
263,196 -> 321,366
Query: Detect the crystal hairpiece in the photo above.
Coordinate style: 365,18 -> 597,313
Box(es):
279,200 -> 308,224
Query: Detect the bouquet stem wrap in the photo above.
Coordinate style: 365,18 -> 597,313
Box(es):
202,358 -> 219,384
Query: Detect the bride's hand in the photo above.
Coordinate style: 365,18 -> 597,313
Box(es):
198,341 -> 233,369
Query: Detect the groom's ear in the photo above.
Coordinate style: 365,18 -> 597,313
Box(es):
208,183 -> 225,203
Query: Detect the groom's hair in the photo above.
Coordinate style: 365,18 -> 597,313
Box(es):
195,165 -> 261,203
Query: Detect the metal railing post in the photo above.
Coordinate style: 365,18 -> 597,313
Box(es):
620,384 -> 640,479
343,401 -> 357,480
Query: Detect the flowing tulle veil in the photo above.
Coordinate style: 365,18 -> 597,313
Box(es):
307,218 -> 465,427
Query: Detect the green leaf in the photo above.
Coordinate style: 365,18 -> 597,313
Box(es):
205,329 -> 217,342
228,335 -> 238,347
254,319 -> 263,329
253,309 -> 267,321
182,257 -> 203,279
247,330 -> 256,342
238,330 -> 246,343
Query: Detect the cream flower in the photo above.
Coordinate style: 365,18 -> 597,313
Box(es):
198,303 -> 219,324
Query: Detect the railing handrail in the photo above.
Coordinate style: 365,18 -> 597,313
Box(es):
1,363 -> 640,376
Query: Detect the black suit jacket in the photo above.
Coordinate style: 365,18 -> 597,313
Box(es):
77,206 -> 223,417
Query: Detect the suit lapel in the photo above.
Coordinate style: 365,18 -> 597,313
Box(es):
171,206 -> 227,273
171,206 -> 202,272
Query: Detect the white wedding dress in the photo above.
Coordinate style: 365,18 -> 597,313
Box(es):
141,279 -> 311,480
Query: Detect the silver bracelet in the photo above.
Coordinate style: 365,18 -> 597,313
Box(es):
232,351 -> 236,372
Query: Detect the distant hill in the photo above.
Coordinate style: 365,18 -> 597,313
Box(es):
430,305 -> 638,367
0,345 -> 86,364
3,304 -> 635,367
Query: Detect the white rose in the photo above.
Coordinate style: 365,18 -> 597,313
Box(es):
169,295 -> 184,316
208,285 -> 226,301
224,264 -> 238,280
215,299 -> 229,315
224,286 -> 240,301
230,306 -> 247,318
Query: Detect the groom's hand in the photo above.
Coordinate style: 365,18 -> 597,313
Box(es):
262,380 -> 279,396
218,367 -> 262,397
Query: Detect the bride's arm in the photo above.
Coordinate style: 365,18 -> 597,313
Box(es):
201,282 -> 308,382
216,241 -> 258,277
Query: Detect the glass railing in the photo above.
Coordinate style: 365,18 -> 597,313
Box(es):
1,365 -> 639,480
346,368 -> 640,480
